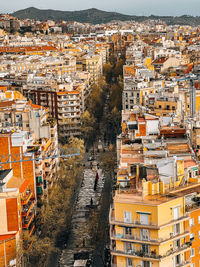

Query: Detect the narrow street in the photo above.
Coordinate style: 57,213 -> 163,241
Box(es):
48,87 -> 115,267
92,169 -> 113,266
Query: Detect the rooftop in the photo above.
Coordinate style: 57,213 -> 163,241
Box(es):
114,183 -> 200,206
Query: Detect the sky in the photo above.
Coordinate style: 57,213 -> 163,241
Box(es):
1,0 -> 200,16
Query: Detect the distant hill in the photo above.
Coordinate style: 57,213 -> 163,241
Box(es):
11,7 -> 200,26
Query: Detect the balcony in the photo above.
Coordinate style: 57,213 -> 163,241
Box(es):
111,230 -> 190,245
111,249 -> 160,261
109,208 -> 189,230
176,260 -> 191,267
23,223 -> 35,239
37,186 -> 43,195
35,168 -> 42,176
21,201 -> 34,217
22,213 -> 34,229
28,224 -> 35,238
35,160 -> 42,166
44,164 -> 52,172
111,243 -> 191,261
36,176 -> 43,186
21,190 -> 33,206
163,243 -> 191,258
109,208 -> 158,229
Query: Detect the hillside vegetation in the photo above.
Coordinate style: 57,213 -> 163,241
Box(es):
11,7 -> 200,26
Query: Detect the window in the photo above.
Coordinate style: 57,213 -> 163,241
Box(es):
174,239 -> 180,249
142,262 -> 152,267
125,242 -> 134,253
190,233 -> 195,241
189,218 -> 194,227
199,230 -> 200,239
140,213 -> 148,225
159,105 -> 162,109
124,212 -> 132,223
174,254 -> 181,266
174,223 -> 180,235
190,248 -> 195,257
140,229 -> 150,241
173,207 -> 179,220
141,244 -> 150,254
126,258 -> 133,267
124,227 -> 132,236
198,216 -> 200,224
190,263 -> 195,267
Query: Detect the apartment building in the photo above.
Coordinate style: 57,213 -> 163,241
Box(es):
123,78 -> 164,111
76,53 -> 103,84
22,82 -> 82,138
0,169 -> 35,267
111,108 -> 200,266
110,186 -> 192,267
0,95 -> 59,197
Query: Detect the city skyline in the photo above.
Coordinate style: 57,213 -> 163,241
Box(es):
1,0 -> 200,16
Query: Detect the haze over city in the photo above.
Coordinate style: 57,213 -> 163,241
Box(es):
1,0 -> 200,16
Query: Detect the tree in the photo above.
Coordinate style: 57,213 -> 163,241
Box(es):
18,235 -> 54,267
110,83 -> 122,111
87,84 -> 104,121
63,136 -> 85,161
103,62 -> 112,83
20,137 -> 85,266
80,111 -> 96,147
100,146 -> 116,175
104,107 -> 121,144
113,58 -> 124,77
109,54 -> 117,66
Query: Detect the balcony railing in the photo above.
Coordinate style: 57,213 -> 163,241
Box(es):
35,169 -> 42,175
110,208 -> 189,230
35,160 -> 42,166
111,249 -> 160,261
111,243 -> 191,261
21,202 -> 34,217
28,224 -> 35,238
22,213 -> 34,229
23,223 -> 35,239
111,229 -> 190,244
163,243 -> 191,258
176,260 -> 191,267
36,176 -> 43,185
21,190 -> 33,206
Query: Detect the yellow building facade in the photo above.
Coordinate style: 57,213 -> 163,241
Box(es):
110,183 -> 192,267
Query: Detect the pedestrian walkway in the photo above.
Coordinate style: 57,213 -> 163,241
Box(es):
59,166 -> 105,266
